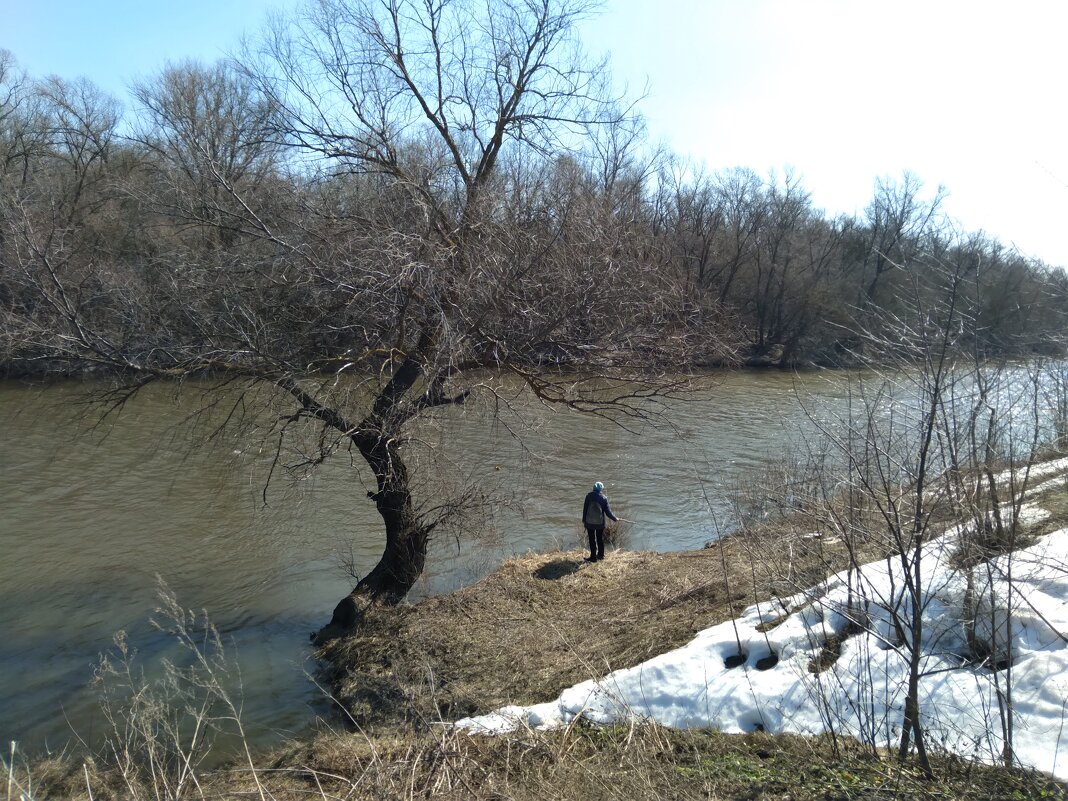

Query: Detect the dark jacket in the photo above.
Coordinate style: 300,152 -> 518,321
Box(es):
582,490 -> 618,528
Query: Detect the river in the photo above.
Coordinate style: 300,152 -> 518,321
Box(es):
1,366 -> 1060,755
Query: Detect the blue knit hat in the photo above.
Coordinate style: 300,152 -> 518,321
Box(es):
593,481 -> 604,492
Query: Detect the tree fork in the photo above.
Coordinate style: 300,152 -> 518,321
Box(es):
310,372 -> 433,643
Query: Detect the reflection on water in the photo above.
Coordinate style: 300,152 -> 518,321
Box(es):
1,366 -> 1060,754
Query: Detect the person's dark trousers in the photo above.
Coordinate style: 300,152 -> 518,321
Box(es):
586,525 -> 605,560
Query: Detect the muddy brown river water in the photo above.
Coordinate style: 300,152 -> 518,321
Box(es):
2,367 -> 1053,755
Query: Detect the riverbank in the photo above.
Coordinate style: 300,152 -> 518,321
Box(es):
258,449 -> 1068,799
321,461 -> 1068,738
10,453 -> 1068,799
17,565 -> 1065,800
314,529 -> 872,730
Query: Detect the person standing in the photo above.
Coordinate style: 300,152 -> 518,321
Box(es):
582,481 -> 618,562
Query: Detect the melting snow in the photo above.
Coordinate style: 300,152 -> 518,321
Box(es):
458,486 -> 1068,779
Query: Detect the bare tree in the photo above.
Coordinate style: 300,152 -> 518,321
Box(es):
130,59 -> 282,247
860,171 -> 946,306
0,73 -> 128,375
654,160 -> 723,308
708,167 -> 766,305
244,0 -> 713,639
0,50 -> 40,189
35,76 -> 121,222
7,0 -> 714,641
780,249 -> 981,775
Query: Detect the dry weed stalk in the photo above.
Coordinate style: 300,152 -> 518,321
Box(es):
89,579 -> 268,801
3,741 -> 35,801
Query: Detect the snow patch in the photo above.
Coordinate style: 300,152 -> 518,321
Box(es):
457,514 -> 1068,779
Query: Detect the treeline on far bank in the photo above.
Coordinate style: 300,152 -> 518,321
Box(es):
1,50 -> 1066,380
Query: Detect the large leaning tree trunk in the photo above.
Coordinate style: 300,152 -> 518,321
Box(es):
275,338 -> 463,640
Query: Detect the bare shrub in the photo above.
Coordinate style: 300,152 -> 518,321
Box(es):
90,580 -> 267,801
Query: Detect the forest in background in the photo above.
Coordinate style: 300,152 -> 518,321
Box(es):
2,45 -> 1066,380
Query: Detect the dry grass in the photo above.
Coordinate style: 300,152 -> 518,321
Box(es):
1030,473 -> 1068,539
320,547 -> 739,729
317,515 -> 899,734
206,727 -> 1068,800
14,724 -> 1065,800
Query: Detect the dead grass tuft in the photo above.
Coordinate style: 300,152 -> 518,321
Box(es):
1031,476 -> 1068,538
244,724 -> 1065,801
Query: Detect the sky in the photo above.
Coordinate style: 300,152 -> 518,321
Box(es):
4,0 -> 1068,266
459,457 -> 1068,780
